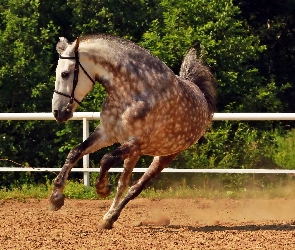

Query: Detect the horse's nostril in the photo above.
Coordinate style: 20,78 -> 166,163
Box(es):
53,110 -> 59,118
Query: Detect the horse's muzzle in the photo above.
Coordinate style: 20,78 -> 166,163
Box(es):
53,108 -> 73,122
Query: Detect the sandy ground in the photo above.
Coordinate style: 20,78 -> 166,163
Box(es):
0,198 -> 295,249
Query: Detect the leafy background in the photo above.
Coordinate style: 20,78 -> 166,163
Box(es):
0,0 -> 295,188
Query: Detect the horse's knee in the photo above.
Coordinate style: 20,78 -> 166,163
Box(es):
66,144 -> 84,164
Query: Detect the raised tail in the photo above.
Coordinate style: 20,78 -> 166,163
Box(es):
179,48 -> 217,115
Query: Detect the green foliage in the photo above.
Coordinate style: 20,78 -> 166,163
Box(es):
63,181 -> 99,199
0,0 -> 294,191
173,122 -> 277,170
273,129 -> 295,169
141,0 -> 267,112
0,0 -> 59,112
236,0 -> 295,112
0,181 -> 51,200
0,0 -> 62,177
66,0 -> 159,41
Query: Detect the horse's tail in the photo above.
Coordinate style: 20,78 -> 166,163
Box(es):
179,48 -> 217,115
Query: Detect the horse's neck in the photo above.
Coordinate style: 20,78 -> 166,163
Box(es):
86,52 -> 136,96
80,46 -> 120,92
82,41 -> 175,100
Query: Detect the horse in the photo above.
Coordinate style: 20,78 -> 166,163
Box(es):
50,34 -> 216,229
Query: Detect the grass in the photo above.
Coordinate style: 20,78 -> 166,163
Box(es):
140,181 -> 295,199
274,129 -> 295,169
0,183 -> 50,201
1,178 -> 295,201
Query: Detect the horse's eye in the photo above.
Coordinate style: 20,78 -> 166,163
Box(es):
61,72 -> 70,79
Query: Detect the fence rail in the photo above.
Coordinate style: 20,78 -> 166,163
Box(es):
1,112 -> 295,186
0,112 -> 100,120
1,167 -> 295,174
1,112 -> 295,120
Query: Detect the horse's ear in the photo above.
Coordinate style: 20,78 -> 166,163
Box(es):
73,37 -> 80,52
56,37 -> 69,54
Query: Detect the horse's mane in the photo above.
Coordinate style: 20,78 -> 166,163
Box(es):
80,34 -> 154,57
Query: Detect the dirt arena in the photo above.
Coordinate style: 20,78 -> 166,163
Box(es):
0,198 -> 294,249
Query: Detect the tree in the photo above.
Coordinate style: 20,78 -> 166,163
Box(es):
0,0 -> 292,188
235,0 -> 295,113
141,0 -> 276,112
0,0 -> 62,187
0,0 -> 161,188
140,0 -> 284,170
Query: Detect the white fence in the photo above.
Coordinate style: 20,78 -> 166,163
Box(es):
1,112 -> 295,187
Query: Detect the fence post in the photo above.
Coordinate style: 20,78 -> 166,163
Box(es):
83,118 -> 90,187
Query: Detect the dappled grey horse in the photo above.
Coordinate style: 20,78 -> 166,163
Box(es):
50,34 -> 216,229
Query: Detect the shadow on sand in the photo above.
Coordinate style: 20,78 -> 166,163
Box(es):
136,221 -> 295,233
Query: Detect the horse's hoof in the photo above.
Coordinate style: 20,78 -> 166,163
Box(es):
98,220 -> 113,230
49,192 -> 65,211
96,183 -> 112,198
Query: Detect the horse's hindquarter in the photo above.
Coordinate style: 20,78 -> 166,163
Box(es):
140,78 -> 210,155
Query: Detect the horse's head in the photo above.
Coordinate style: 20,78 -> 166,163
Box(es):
52,37 -> 95,122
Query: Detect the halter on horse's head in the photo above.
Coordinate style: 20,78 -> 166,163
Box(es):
52,37 -> 95,122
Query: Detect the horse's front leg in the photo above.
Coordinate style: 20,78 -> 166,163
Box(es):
49,126 -> 112,211
99,153 -> 179,229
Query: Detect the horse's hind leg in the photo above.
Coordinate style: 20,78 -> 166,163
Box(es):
49,125 -> 112,211
107,155 -> 140,213
99,153 -> 179,229
95,139 -> 140,198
